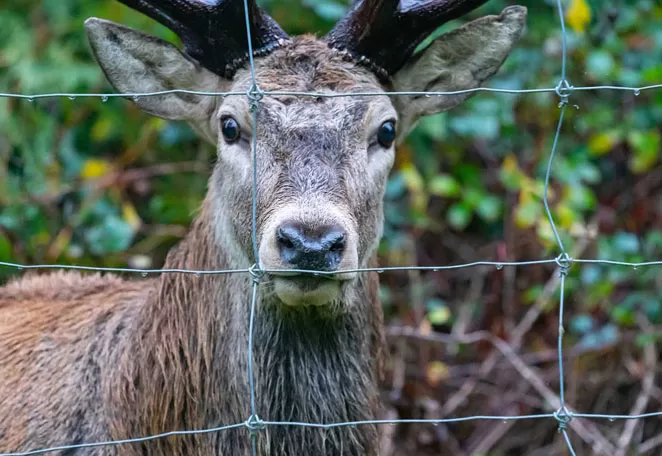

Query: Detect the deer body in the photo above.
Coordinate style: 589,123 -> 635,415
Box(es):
1,199 -> 383,455
1,1 -> 526,454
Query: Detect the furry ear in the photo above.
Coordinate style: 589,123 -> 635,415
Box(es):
390,6 -> 527,137
85,18 -> 228,122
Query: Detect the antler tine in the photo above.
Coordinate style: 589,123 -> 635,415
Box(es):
325,0 -> 490,79
117,0 -> 289,78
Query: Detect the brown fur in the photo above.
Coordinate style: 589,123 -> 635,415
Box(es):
0,199 -> 384,455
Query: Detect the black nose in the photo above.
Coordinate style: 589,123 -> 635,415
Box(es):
276,222 -> 347,271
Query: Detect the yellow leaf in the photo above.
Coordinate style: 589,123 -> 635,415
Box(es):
502,154 -> 519,173
91,117 -> 113,141
588,131 -> 620,156
400,164 -> 424,193
401,164 -> 428,213
122,202 -> 142,230
426,361 -> 450,387
536,219 -> 556,246
566,0 -> 591,33
81,159 -> 113,180
515,198 -> 540,229
500,154 -> 528,190
556,202 -> 575,229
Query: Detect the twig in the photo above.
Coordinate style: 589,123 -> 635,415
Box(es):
388,327 -> 617,454
439,223 -> 596,418
639,433 -> 662,455
466,382 -> 530,454
615,314 -> 657,456
378,407 -> 398,456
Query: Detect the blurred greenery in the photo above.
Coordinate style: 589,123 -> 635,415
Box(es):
2,0 -> 662,453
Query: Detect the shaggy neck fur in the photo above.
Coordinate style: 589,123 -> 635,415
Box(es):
108,199 -> 383,455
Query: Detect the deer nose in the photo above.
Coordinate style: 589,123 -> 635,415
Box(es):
276,222 -> 347,272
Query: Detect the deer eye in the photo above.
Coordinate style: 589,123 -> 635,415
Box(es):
221,116 -> 241,143
377,120 -> 396,148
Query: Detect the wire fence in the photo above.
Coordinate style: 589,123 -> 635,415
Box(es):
1,0 -> 662,455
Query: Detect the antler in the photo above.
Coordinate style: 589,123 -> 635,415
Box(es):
325,0 -> 490,79
117,0 -> 289,78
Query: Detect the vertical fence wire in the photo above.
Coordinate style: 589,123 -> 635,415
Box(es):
2,1 -> 662,455
547,0 -> 574,452
241,1 -> 265,455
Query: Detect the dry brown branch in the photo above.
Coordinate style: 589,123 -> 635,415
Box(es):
466,382 -> 530,454
614,314 -> 657,456
378,407 -> 399,456
639,433 -> 662,455
387,327 -> 617,454
440,222 -> 596,419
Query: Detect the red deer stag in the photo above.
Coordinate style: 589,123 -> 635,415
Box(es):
0,0 -> 526,454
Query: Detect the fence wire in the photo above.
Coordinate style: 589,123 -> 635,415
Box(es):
1,0 -> 662,455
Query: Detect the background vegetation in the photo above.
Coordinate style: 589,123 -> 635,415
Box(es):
2,0 -> 662,454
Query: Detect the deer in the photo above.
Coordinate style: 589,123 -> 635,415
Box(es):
0,0 -> 526,454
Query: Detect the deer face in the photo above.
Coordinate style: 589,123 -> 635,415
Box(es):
225,40 -> 397,307
85,1 -> 526,308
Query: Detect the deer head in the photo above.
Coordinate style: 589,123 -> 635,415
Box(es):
85,0 -> 526,308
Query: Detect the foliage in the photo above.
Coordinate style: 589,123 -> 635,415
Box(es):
2,0 -> 662,454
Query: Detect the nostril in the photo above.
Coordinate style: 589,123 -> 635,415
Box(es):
276,222 -> 348,271
328,233 -> 346,253
276,226 -> 298,251
277,230 -> 294,250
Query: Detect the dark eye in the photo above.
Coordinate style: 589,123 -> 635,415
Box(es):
377,120 -> 396,148
221,116 -> 241,143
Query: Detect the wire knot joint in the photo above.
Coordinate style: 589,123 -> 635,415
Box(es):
554,406 -> 573,431
555,79 -> 573,107
248,263 -> 265,283
247,84 -> 265,111
555,253 -> 572,277
246,414 -> 266,433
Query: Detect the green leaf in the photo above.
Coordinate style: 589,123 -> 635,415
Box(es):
610,305 -> 635,326
85,215 -> 136,255
428,174 -> 460,197
515,199 -> 540,228
0,232 -> 12,261
476,195 -> 502,222
447,202 -> 472,230
635,333 -> 657,348
586,50 -> 614,78
303,0 -> 347,21
628,130 -> 661,173
570,315 -> 594,335
428,306 -> 451,325
613,232 -> 640,254
426,299 -> 452,325
417,113 -> 447,141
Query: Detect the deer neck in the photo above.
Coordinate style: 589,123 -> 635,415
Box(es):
118,202 -> 382,454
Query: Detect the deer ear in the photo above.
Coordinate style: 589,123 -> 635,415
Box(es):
390,6 -> 527,137
85,18 -> 227,122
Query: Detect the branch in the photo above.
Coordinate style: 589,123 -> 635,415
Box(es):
387,327 -> 617,454
615,314 -> 656,456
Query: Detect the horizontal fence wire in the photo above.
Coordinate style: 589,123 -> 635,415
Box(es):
1,83 -> 662,100
2,0 -> 662,455
1,258 -> 662,275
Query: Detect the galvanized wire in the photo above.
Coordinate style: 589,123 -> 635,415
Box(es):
2,258 -> 662,275
547,0 -> 573,451
241,1 -> 264,455
2,0 -> 662,455
2,83 -> 662,100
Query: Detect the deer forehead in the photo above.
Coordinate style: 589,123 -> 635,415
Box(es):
219,37 -> 396,127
